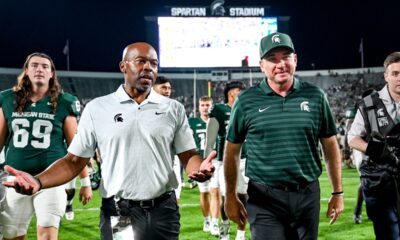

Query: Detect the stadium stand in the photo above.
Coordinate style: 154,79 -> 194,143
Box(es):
0,67 -> 385,119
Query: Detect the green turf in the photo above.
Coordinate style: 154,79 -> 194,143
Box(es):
26,166 -> 375,239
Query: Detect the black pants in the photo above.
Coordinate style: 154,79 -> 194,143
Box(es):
363,179 -> 400,240
100,192 -> 180,240
247,180 -> 320,240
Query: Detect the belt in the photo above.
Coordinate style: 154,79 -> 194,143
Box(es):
271,181 -> 312,192
128,191 -> 172,209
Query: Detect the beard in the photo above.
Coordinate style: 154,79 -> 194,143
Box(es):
135,81 -> 152,93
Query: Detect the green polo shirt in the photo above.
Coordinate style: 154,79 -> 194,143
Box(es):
226,78 -> 336,186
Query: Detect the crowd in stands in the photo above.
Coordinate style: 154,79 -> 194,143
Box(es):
0,70 -> 386,121
324,72 -> 385,121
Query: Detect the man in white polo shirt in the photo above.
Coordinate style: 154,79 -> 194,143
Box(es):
4,42 -> 215,240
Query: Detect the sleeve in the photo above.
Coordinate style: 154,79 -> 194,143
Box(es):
67,101 -> 96,158
204,117 -> 219,157
64,93 -> 81,117
226,96 -> 246,143
318,91 -> 337,138
347,109 -> 367,143
173,103 -> 196,154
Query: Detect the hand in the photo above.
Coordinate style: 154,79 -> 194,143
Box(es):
188,150 -> 216,182
79,186 -> 93,205
225,194 -> 247,226
2,165 -> 41,195
326,194 -> 344,224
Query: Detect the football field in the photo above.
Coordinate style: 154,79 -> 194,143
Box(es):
27,166 -> 375,240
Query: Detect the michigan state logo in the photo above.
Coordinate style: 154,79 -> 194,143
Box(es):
300,101 -> 310,112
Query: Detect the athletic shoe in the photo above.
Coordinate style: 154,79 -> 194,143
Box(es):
353,214 -> 362,224
203,220 -> 211,232
210,223 -> 219,236
65,205 -> 74,221
219,222 -> 230,240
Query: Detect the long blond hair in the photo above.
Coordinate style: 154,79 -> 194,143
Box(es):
13,52 -> 62,113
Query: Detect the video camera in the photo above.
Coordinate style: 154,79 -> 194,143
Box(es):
371,123 -> 400,166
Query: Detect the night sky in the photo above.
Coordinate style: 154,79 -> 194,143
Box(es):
0,0 -> 398,72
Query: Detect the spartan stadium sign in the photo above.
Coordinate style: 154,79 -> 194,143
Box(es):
171,8 -> 207,16
229,7 -> 265,16
170,7 -> 266,17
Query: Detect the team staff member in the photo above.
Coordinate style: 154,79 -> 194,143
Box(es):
3,42 -> 215,240
223,32 -> 343,240
0,52 -> 91,240
188,96 -> 213,232
348,52 -> 400,240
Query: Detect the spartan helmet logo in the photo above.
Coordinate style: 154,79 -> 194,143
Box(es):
377,108 -> 385,117
210,0 -> 225,16
300,101 -> 310,112
271,34 -> 281,44
114,113 -> 124,123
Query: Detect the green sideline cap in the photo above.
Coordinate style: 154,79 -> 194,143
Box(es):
259,32 -> 295,59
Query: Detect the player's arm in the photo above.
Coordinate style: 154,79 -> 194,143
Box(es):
64,115 -> 92,184
76,163 -> 92,205
64,114 -> 92,204
204,117 -> 219,158
320,136 -> 344,224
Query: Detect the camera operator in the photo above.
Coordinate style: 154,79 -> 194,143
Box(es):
348,51 -> 400,240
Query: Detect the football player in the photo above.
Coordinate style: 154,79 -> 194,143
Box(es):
0,52 -> 92,239
188,96 -> 213,232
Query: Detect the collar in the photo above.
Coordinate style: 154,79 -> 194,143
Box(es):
115,85 -> 164,104
379,84 -> 395,104
259,77 -> 300,95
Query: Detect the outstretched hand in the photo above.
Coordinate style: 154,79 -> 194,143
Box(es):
188,150 -> 216,182
2,165 -> 41,195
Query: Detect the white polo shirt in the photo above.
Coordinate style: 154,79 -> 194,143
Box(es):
68,85 -> 196,200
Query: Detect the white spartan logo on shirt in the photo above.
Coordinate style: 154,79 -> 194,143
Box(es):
300,101 -> 310,112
